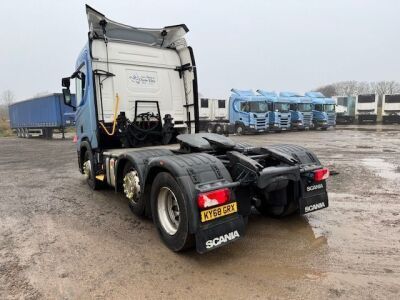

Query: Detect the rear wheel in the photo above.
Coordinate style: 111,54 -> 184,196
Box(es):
122,162 -> 145,216
151,172 -> 194,251
255,191 -> 298,218
207,123 -> 214,133
214,124 -> 223,135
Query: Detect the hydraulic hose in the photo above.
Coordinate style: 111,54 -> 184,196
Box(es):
99,93 -> 120,136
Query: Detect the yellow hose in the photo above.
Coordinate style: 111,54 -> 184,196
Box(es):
99,93 -> 120,136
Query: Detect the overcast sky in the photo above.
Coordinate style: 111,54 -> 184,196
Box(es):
1,0 -> 399,101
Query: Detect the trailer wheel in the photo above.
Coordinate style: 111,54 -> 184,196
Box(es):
123,162 -> 145,216
83,150 -> 102,190
214,124 -> 223,135
151,172 -> 194,251
235,124 -> 245,135
207,123 -> 214,133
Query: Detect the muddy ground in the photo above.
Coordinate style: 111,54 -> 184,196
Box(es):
0,125 -> 399,299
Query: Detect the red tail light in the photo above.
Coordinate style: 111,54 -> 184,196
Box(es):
197,188 -> 230,209
314,168 -> 329,181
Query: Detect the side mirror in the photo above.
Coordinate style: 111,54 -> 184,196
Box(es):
63,88 -> 73,107
62,77 -> 71,88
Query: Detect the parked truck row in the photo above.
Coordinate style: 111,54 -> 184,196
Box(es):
59,6 -> 330,253
334,93 -> 400,124
202,90 -> 337,135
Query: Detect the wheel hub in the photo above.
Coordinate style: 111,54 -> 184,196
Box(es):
157,187 -> 180,235
83,160 -> 91,179
123,170 -> 141,203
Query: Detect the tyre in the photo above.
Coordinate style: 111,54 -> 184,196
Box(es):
151,172 -> 194,252
207,123 -> 214,133
83,150 -> 102,190
122,162 -> 145,216
235,124 -> 245,135
214,124 -> 223,135
255,191 -> 297,218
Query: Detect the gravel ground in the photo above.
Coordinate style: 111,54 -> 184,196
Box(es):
0,125 -> 399,299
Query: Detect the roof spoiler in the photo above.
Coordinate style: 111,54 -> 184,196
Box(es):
231,89 -> 256,97
256,89 -> 277,98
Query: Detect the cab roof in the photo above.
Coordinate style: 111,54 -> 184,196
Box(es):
230,89 -> 268,102
86,5 -> 188,48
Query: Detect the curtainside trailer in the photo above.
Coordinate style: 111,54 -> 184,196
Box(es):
8,93 -> 75,138
61,6 -> 330,253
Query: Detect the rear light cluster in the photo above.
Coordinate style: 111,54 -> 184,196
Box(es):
197,188 -> 230,209
314,168 -> 329,182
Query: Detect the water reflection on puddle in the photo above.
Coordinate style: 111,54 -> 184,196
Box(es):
362,158 -> 400,180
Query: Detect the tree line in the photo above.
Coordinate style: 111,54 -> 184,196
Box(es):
313,81 -> 400,98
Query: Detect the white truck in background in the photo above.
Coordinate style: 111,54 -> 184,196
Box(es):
382,94 -> 400,124
198,98 -> 228,133
355,94 -> 378,124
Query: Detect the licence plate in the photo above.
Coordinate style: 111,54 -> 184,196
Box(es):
200,202 -> 237,222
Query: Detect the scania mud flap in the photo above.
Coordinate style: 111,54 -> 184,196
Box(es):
195,216 -> 245,253
299,181 -> 329,214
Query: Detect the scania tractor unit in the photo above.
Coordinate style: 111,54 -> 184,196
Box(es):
334,96 -> 356,124
382,94 -> 400,124
355,94 -> 378,124
228,89 -> 270,135
256,90 -> 291,131
306,92 -> 336,130
278,92 -> 313,130
61,6 -> 329,253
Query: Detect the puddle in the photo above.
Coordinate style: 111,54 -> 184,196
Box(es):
362,158 -> 400,180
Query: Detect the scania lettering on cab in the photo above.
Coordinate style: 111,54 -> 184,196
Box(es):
61,6 -> 330,253
306,92 -> 336,130
257,90 -> 291,131
278,92 -> 313,130
382,94 -> 400,124
355,94 -> 378,124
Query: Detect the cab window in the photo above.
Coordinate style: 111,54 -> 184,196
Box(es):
75,64 -> 86,106
240,102 -> 250,112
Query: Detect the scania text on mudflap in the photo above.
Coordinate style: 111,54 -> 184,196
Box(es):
61,6 -> 329,253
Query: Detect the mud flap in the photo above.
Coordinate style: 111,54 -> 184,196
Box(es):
299,181 -> 329,214
195,216 -> 245,253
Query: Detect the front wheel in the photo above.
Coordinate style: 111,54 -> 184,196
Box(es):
83,150 -> 102,190
235,124 -> 245,135
151,172 -> 194,252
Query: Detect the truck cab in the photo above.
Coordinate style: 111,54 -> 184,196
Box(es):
355,94 -> 378,124
382,94 -> 400,124
279,92 -> 313,130
306,92 -> 336,130
334,96 -> 356,124
257,90 -> 291,131
229,89 -> 269,135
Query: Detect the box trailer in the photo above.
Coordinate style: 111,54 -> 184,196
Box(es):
382,94 -> 400,124
355,94 -> 378,124
8,93 -> 75,138
198,98 -> 228,133
60,5 -> 330,253
334,96 -> 356,124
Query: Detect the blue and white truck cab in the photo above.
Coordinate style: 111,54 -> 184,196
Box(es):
229,89 -> 269,135
306,92 -> 336,130
279,92 -> 313,130
60,5 -> 330,253
257,90 -> 291,131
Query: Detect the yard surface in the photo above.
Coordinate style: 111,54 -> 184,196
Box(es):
0,125 -> 399,299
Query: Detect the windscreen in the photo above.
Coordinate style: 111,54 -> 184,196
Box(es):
315,104 -> 323,112
324,104 -> 336,112
297,103 -> 313,112
385,95 -> 400,103
274,102 -> 290,112
248,101 -> 268,113
358,95 -> 375,103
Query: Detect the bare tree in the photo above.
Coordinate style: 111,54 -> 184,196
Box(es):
1,90 -> 15,106
314,84 -> 336,97
370,81 -> 400,97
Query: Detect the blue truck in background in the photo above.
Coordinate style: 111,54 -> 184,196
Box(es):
257,90 -> 291,131
8,93 -> 75,138
279,92 -> 313,130
305,92 -> 336,130
229,89 -> 269,135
